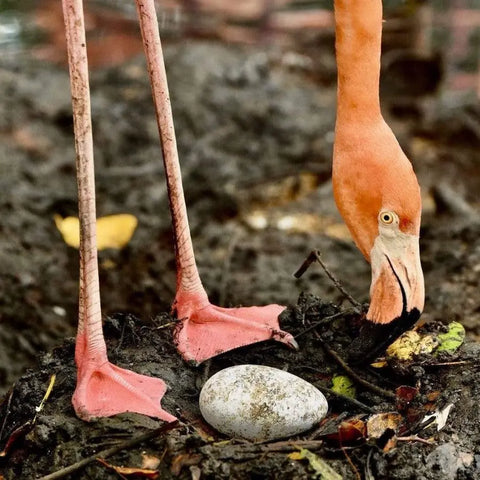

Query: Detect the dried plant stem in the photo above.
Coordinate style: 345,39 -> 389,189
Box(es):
294,250 -> 362,309
314,332 -> 395,400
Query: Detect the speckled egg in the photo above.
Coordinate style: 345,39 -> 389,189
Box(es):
199,364 -> 328,441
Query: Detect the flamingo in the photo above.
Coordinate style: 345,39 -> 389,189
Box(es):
62,0 -> 175,421
62,0 -> 295,421
63,0 -> 422,420
134,0 -> 297,365
332,0 -> 425,361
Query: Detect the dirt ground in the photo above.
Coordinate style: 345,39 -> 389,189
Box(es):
0,28 -> 480,480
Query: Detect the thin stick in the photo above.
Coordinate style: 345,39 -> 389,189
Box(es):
0,389 -> 14,442
397,435 -> 435,446
425,360 -> 472,367
294,250 -> 361,309
293,250 -> 317,278
37,421 -> 180,480
294,310 -> 353,340
314,332 -> 395,400
208,439 -> 325,459
341,443 -> 361,480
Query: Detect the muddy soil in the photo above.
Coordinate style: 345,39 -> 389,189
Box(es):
0,38 -> 480,479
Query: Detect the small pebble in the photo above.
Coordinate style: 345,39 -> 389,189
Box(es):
199,364 -> 328,441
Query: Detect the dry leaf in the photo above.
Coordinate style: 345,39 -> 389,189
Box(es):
97,458 -> 159,479
396,385 -> 418,411
0,421 -> 35,457
327,417 -> 366,444
0,375 -> 56,457
367,413 -> 402,440
192,425 -> 215,442
382,434 -> 398,453
141,454 -> 161,470
190,465 -> 202,480
171,453 -> 202,476
54,213 -> 138,250
426,391 -> 441,402
422,403 -> 454,432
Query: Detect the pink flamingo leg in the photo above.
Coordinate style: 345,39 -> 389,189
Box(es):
62,0 -> 175,422
134,0 -> 298,365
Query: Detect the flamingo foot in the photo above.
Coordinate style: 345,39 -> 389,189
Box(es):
173,290 -> 298,364
73,356 -> 176,422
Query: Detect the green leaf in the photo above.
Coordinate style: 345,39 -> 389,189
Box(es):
436,322 -> 465,354
289,449 -> 342,480
331,375 -> 356,398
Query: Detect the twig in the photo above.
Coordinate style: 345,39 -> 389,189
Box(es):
293,249 -> 317,278
294,310 -> 353,339
340,443 -> 361,480
315,385 -> 375,413
115,320 -> 128,354
206,439 -> 325,460
424,360 -> 472,367
294,250 -> 362,309
397,435 -> 435,446
37,421 -> 180,480
314,333 -> 395,400
0,389 -> 14,442
365,448 -> 375,480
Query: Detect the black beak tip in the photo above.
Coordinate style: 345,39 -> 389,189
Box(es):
347,308 -> 421,364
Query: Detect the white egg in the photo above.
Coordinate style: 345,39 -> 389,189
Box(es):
199,364 -> 328,441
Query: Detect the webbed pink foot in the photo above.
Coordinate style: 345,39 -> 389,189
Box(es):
173,291 -> 298,364
73,346 -> 176,422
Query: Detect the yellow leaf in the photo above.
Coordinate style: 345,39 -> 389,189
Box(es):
288,452 -> 303,460
331,375 -> 356,398
436,322 -> 465,354
54,214 -> 138,250
386,331 -> 436,361
35,374 -> 56,414
288,448 -> 342,480
370,360 -> 387,368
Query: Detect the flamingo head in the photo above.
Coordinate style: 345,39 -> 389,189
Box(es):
333,123 -> 424,360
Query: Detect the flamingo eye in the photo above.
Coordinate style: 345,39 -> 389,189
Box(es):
379,211 -> 396,225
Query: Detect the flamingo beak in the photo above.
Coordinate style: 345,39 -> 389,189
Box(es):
348,232 -> 425,362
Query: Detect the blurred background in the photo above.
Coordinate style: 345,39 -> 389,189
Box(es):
1,0 -> 480,95
0,0 -> 479,395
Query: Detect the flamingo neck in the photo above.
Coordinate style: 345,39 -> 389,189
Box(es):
334,0 -> 383,126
